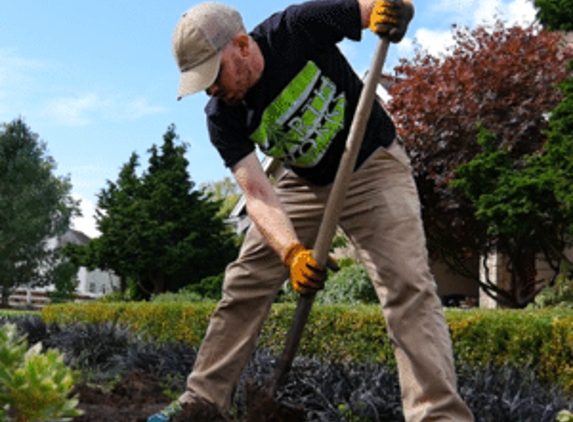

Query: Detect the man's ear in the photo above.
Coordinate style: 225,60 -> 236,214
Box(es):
234,34 -> 250,56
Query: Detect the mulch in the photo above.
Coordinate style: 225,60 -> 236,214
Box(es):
71,370 -> 306,422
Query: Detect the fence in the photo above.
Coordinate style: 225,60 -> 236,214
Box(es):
8,289 -> 98,309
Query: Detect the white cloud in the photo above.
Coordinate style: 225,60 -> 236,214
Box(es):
430,0 -> 536,27
409,0 -> 536,59
47,93 -> 102,126
124,98 -> 166,120
505,0 -> 537,26
0,48 -> 46,121
413,28 -> 456,57
395,36 -> 416,58
71,193 -> 100,239
431,0 -> 479,25
0,48 -> 44,88
43,92 -> 166,127
473,0 -> 504,25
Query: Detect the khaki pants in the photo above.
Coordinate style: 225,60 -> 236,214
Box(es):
181,142 -> 474,422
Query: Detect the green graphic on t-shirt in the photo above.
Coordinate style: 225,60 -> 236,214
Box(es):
249,61 -> 346,167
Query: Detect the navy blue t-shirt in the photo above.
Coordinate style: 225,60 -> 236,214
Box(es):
206,0 -> 395,186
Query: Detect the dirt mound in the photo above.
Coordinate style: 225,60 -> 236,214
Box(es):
72,370 -> 172,422
71,371 -> 306,422
243,381 -> 306,422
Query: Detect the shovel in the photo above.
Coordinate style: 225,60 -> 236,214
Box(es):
270,36 -> 391,394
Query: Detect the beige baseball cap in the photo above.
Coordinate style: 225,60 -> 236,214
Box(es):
172,3 -> 245,100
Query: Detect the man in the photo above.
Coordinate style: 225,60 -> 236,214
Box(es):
149,0 -> 475,420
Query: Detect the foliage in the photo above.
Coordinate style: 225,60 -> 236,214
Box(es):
0,118 -> 80,306
388,22 -> 572,307
95,288 -> 134,304
47,265 -> 80,304
42,322 -> 132,383
151,290 -> 204,303
535,0 -> 573,31
0,311 -> 39,320
279,261 -> 377,305
0,323 -> 81,421
559,409 -> 573,422
42,302 -> 215,347
451,69 -> 573,307
12,313 -> 573,421
321,263 -> 377,304
42,302 -> 573,394
530,266 -> 573,309
331,230 -> 350,250
201,177 -> 241,219
448,308 -> 573,393
180,273 -> 225,301
450,126 -> 570,305
63,125 -> 239,298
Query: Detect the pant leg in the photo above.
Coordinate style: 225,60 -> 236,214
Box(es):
340,143 -> 474,422
181,170 -> 330,411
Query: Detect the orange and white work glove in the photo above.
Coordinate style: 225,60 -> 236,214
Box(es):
283,243 -> 339,295
369,0 -> 414,43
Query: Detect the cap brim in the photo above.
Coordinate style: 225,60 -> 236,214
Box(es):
177,52 -> 221,100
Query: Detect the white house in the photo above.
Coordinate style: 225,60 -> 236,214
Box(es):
8,228 -> 120,308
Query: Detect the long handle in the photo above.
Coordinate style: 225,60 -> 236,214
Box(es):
271,37 -> 391,394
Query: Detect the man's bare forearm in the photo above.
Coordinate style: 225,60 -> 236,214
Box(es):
232,153 -> 299,261
357,0 -> 377,28
246,193 -> 299,260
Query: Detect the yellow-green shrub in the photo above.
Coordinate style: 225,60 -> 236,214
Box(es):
42,303 -> 573,393
0,323 -> 82,421
42,302 -> 214,345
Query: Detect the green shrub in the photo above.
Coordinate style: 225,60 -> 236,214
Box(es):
278,261 -> 377,305
96,289 -> 133,304
530,269 -> 573,309
43,302 -> 215,346
0,323 -> 82,421
42,303 -> 573,393
180,273 -> 224,301
448,308 -> 573,392
321,263 -> 377,304
0,310 -> 39,319
151,291 -> 204,304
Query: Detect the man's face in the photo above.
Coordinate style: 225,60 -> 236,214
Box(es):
205,43 -> 251,107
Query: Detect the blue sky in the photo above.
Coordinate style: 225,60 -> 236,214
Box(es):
1,0 -> 536,237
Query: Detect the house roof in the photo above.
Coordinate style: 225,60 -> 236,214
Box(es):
57,229 -> 91,247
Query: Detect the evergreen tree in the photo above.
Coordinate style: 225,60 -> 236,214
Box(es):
65,125 -> 238,298
0,118 -> 79,306
534,0 -> 573,31
451,67 -> 573,306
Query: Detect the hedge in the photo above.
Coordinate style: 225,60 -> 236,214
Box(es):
0,309 -> 40,318
42,303 -> 573,393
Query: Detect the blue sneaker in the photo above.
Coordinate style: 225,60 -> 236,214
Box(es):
147,400 -> 183,422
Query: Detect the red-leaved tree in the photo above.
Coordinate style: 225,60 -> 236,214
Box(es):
387,22 -> 572,306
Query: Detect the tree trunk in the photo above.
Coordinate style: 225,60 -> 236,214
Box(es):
150,272 -> 167,295
515,250 -> 538,306
119,275 -> 127,293
0,286 -> 11,308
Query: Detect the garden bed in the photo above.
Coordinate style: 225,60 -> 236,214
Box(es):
2,314 -> 573,421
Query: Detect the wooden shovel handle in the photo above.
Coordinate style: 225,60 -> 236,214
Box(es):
271,37 -> 391,393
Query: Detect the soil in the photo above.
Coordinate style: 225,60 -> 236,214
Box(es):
71,370 -> 306,422
71,371 -> 172,422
